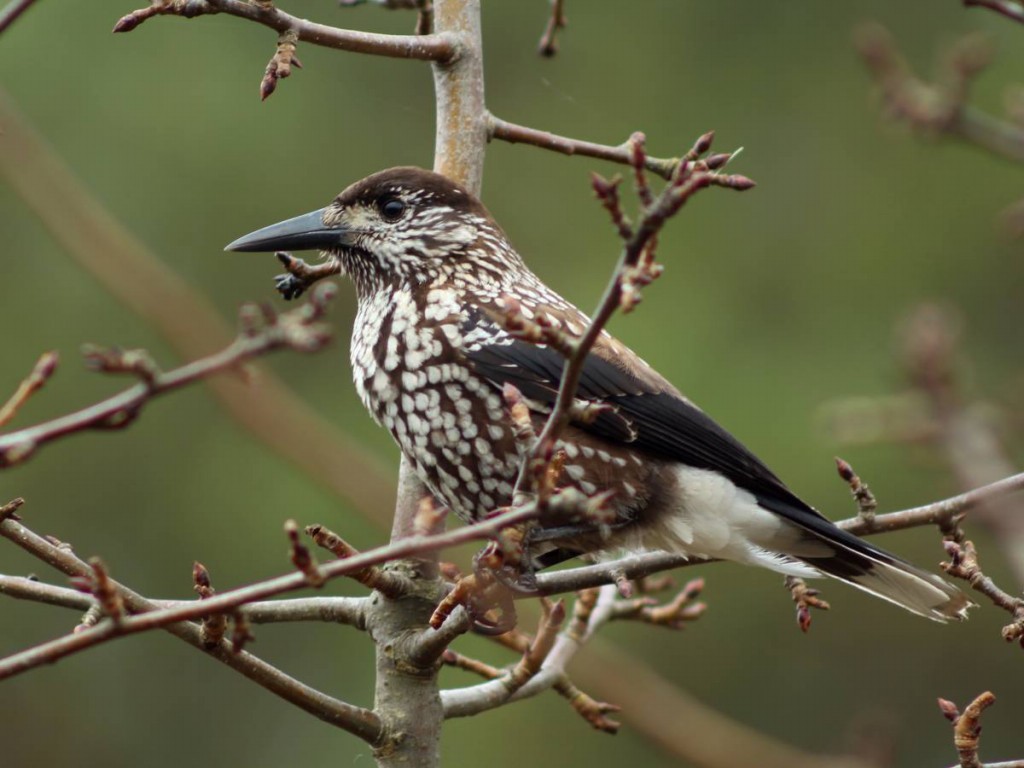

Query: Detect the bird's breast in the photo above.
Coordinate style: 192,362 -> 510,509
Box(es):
350,287 -> 522,522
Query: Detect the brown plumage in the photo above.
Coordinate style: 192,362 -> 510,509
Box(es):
227,166 -> 972,622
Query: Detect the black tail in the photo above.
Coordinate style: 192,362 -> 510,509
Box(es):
794,522 -> 972,621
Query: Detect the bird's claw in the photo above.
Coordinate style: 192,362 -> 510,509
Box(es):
274,273 -> 306,301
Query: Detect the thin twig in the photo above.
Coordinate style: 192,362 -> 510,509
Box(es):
487,113 -> 680,179
112,0 -> 456,61
0,0 -> 40,34
0,286 -> 336,468
964,0 -> 1024,24
0,351 -> 58,428
0,576 -> 369,626
307,523 -> 413,598
537,0 -> 566,57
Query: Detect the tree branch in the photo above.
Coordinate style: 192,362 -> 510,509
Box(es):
0,496 -> 545,680
0,576 -> 370,627
487,113 -> 681,179
0,286 -> 336,468
964,0 -> 1024,24
0,351 -> 58,428
855,23 -> 1024,163
0,0 -> 40,35
532,470 -> 1024,594
113,0 -> 457,61
0,516 -> 381,742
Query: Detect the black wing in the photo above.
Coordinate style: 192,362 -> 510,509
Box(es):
464,326 -> 826,523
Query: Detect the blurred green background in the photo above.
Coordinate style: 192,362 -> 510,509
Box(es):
1,1 -> 1022,766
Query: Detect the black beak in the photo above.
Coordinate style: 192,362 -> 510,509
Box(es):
224,208 -> 348,253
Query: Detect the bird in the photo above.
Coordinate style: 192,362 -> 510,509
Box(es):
226,166 -> 971,622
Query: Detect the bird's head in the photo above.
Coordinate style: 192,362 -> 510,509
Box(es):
226,167 -> 518,293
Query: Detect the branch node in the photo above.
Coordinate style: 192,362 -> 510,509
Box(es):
70,557 -> 124,623
193,561 -> 227,648
784,576 -> 830,633
0,497 -> 25,522
286,519 -> 325,587
74,604 -> 103,634
306,523 -> 412,598
835,457 -> 878,527
938,691 -> 997,768
81,345 -> 161,388
261,28 -> 300,101
231,610 -> 254,654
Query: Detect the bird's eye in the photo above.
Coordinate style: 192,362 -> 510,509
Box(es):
380,198 -> 406,221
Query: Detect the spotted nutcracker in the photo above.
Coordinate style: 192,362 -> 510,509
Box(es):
227,166 -> 970,621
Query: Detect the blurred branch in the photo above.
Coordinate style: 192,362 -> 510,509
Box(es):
112,0 -> 456,61
0,351 -> 58,428
487,113 -> 683,179
0,88 -> 398,529
855,23 -> 1024,162
0,287 -> 336,468
0,0 -> 39,35
824,304 -> 1024,580
964,0 -> 1024,25
0,510 -> 382,742
537,0 -> 566,57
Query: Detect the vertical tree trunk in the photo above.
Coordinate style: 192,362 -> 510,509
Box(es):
369,3 -> 487,764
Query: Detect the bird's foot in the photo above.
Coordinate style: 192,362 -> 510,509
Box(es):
273,252 -> 342,301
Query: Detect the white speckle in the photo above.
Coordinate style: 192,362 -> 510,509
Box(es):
579,481 -> 597,495
402,371 -> 420,390
581,446 -> 595,459
405,349 -> 426,369
597,450 -> 611,463
488,425 -> 505,440
623,481 -> 637,497
565,465 -> 586,481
